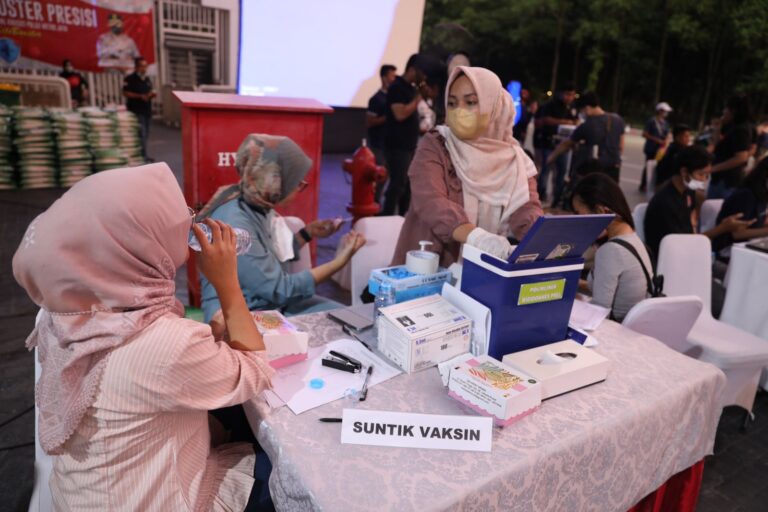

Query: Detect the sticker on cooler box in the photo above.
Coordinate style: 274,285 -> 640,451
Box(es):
545,243 -> 575,260
518,279 -> 566,306
515,253 -> 539,264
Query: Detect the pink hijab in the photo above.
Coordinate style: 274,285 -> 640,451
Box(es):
12,163 -> 190,454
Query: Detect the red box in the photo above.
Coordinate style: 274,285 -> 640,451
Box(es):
174,91 -> 333,307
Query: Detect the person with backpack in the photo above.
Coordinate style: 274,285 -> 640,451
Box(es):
571,173 -> 655,321
547,91 -> 625,183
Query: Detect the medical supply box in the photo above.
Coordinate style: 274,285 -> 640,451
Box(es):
369,265 -> 453,304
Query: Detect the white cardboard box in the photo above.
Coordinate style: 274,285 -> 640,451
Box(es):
448,355 -> 542,427
502,340 -> 609,399
377,295 -> 472,373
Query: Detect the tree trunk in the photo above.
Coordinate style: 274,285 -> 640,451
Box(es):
653,2 -> 670,105
549,12 -> 565,91
573,42 -> 582,85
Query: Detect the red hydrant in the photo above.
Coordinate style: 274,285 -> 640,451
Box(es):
342,141 -> 388,221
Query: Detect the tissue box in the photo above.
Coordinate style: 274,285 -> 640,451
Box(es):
377,295 -> 471,373
448,355 -> 541,427
369,265 -> 453,304
251,311 -> 309,368
501,340 -> 608,399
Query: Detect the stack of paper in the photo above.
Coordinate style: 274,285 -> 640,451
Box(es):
569,299 -> 610,331
378,294 -> 472,373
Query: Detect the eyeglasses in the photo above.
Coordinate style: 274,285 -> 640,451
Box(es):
187,206 -> 197,223
297,180 -> 310,193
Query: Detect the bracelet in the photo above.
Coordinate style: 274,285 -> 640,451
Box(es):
299,227 -> 312,243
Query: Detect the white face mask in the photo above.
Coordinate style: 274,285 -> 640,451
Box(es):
685,177 -> 708,191
268,211 -> 295,262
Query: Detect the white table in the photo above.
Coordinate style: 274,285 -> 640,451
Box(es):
244,313 -> 725,512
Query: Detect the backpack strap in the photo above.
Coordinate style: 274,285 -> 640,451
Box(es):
607,238 -> 655,296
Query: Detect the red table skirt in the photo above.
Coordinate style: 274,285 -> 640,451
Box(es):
628,459 -> 705,512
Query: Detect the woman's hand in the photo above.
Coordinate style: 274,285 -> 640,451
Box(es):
306,219 -> 341,239
193,219 -> 239,294
335,231 -> 366,263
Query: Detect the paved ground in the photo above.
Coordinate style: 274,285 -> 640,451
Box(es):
0,122 -> 765,511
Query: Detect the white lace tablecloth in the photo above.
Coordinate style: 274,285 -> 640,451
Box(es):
244,313 -> 725,512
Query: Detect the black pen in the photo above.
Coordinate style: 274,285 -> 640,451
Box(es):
318,417 -> 342,423
359,365 -> 374,401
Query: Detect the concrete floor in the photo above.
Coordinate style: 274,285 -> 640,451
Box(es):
0,122 -> 765,511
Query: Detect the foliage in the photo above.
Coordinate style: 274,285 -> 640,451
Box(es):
421,0 -> 768,127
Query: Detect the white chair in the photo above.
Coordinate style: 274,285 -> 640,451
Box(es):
622,296 -> 703,354
632,203 -> 648,243
349,215 -> 405,305
30,310 -> 54,512
699,199 -> 724,234
657,234 -> 768,414
283,216 -> 312,273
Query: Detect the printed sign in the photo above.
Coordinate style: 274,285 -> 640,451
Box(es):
340,409 -> 493,452
0,0 -> 155,72
518,278 -> 566,306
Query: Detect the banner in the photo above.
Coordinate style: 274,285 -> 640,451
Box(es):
0,0 -> 155,72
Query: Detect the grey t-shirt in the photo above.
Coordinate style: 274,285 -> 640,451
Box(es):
588,233 -> 652,322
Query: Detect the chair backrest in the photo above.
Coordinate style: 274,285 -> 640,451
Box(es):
657,234 -> 712,312
622,296 -> 703,353
632,203 -> 648,243
282,216 -> 312,273
699,199 -> 724,234
349,215 -> 405,305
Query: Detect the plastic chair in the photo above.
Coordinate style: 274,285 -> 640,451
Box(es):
283,216 -> 312,273
349,215 -> 404,305
699,199 -> 724,234
29,310 -> 54,512
632,203 -> 648,243
657,234 -> 768,414
623,296 -> 703,354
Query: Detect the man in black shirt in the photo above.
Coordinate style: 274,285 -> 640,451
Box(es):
381,54 -> 428,216
60,60 -> 88,107
533,82 -> 577,205
644,146 -> 749,260
513,88 -> 537,144
122,57 -> 155,160
367,65 -> 397,163
654,124 -> 690,190
708,94 -> 754,200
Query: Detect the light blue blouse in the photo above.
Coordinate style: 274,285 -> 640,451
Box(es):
201,199 -> 315,322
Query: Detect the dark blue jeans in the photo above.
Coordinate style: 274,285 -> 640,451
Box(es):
536,147 -> 569,205
136,112 -> 151,160
382,147 -> 414,216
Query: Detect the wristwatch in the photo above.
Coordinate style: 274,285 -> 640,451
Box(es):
299,227 -> 312,243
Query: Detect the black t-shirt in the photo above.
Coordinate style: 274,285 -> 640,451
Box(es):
513,106 -> 533,143
60,71 -> 88,102
123,72 -> 153,116
711,122 -> 752,187
533,98 -> 576,149
569,113 -> 625,171
712,188 -> 768,252
384,76 -> 419,150
655,141 -> 684,187
644,181 -> 695,258
642,117 -> 669,158
367,89 -> 387,149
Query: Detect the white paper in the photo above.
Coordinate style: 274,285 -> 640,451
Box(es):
538,350 -> 568,365
270,339 -> 402,415
340,408 -> 493,452
437,352 -> 474,386
569,299 -> 610,331
441,283 -> 491,356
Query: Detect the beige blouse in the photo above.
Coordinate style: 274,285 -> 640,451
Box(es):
49,315 -> 274,512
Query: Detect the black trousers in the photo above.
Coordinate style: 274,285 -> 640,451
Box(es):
381,147 -> 415,216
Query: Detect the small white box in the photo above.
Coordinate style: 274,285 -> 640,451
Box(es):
448,355 -> 542,427
250,311 -> 309,369
377,295 -> 472,373
502,340 -> 609,399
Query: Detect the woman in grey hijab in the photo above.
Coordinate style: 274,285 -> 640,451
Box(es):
199,134 -> 365,322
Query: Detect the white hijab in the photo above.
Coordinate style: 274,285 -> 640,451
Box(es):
437,66 -> 536,235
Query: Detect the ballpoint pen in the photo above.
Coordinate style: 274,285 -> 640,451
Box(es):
359,365 -> 374,401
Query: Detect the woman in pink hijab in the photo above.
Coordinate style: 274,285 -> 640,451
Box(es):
13,163 -> 275,511
391,66 -> 543,267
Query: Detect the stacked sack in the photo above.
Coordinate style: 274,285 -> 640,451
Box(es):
13,106 -> 57,189
80,107 -> 127,172
113,109 -> 144,167
0,105 -> 13,190
51,110 -> 93,188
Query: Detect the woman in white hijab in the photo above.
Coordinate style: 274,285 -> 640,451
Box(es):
200,134 -> 365,322
391,66 -> 543,267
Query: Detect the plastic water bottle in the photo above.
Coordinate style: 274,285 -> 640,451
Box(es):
188,223 -> 252,255
373,281 -> 396,321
